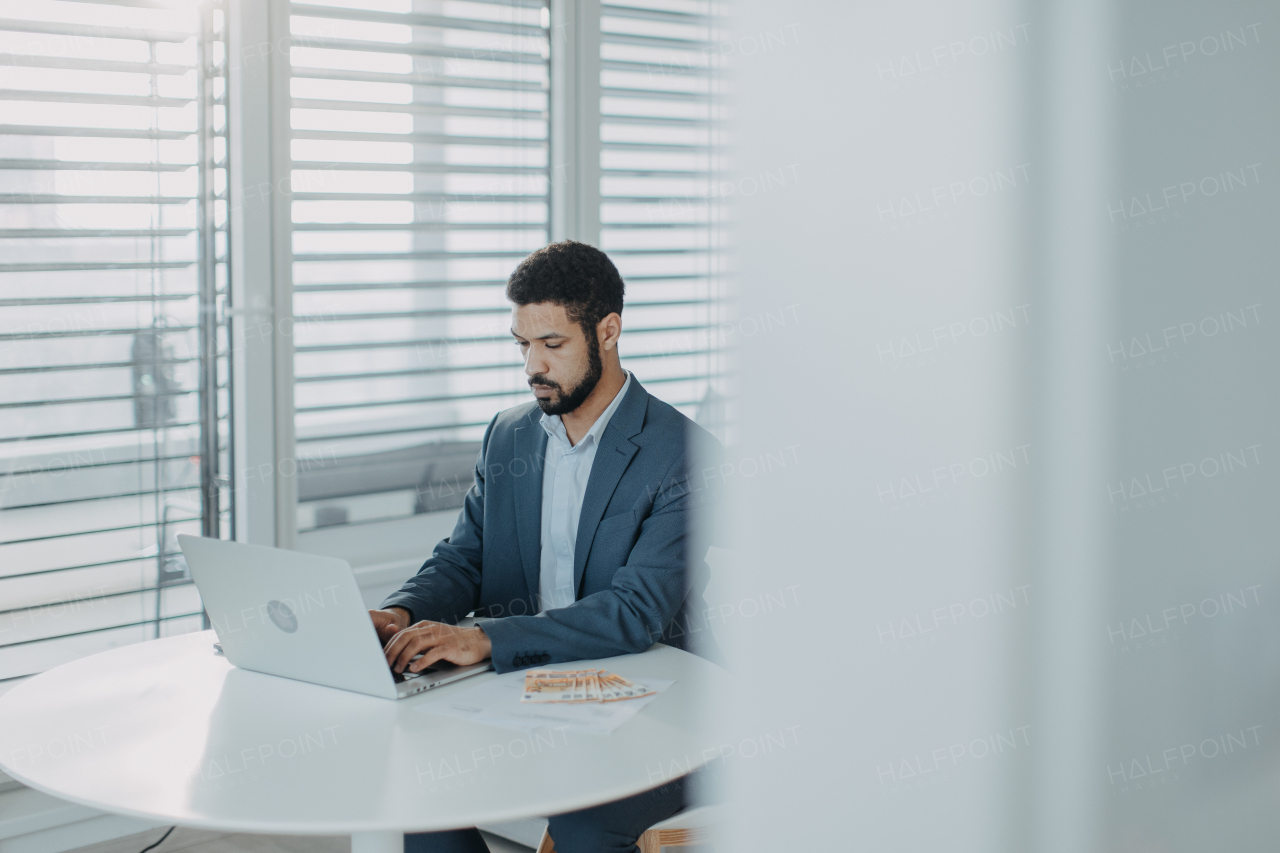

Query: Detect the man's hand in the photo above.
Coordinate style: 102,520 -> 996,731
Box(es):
369,607 -> 411,644
383,621 -> 492,673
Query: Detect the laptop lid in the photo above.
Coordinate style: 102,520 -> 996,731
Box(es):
178,535 -> 399,700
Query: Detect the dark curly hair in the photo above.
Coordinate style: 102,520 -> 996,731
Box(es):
506,241 -> 625,340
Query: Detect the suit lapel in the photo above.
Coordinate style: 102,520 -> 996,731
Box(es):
512,413 -> 547,600
573,380 -> 648,594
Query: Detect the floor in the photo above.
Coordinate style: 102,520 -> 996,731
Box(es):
64,826 -> 534,853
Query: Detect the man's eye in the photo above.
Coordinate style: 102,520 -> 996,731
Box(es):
515,340 -> 528,347
545,343 -> 561,350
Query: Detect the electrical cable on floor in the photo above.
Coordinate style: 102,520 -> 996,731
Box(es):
138,826 -> 175,853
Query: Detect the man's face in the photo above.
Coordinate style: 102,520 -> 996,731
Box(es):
511,302 -> 603,416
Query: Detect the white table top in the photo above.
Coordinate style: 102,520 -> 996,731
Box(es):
0,631 -> 728,834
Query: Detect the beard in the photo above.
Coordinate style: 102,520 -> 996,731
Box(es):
529,332 -> 604,416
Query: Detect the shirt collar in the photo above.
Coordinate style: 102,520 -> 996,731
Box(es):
540,370 -> 632,450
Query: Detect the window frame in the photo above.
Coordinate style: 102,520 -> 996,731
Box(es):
0,0 -> 232,685
227,0 -> 605,568
227,0 -> 298,551
228,0 -> 722,571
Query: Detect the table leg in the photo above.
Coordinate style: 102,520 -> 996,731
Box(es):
351,831 -> 403,853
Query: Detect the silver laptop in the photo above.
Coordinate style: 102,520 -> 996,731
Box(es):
177,534 -> 491,700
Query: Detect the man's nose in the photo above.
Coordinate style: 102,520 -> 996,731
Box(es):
524,349 -> 548,378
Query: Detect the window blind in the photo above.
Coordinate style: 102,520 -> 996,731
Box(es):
600,0 -> 728,434
288,0 -> 551,531
0,0 -> 229,686
291,0 -> 729,532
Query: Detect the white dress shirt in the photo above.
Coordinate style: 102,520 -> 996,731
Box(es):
537,370 -> 633,612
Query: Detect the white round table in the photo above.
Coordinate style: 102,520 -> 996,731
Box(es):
0,631 -> 726,853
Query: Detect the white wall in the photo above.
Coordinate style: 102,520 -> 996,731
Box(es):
710,0 -> 1279,851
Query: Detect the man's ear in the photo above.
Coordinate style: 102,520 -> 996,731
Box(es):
598,312 -> 622,351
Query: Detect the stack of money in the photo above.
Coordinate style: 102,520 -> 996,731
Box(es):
521,668 -> 657,703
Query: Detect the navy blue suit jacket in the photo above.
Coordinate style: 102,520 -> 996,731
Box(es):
381,377 -> 721,673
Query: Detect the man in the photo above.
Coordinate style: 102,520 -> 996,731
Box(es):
367,241 -> 721,853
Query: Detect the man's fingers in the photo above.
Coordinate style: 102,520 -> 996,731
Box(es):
383,629 -> 418,668
371,607 -> 409,635
371,611 -> 405,644
409,646 -> 447,672
386,627 -> 422,666
382,636 -> 399,666
394,637 -> 426,672
387,632 -> 419,670
392,629 -> 440,672
381,621 -> 465,671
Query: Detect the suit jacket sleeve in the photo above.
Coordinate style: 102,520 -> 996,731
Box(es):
378,416 -> 496,624
476,439 -> 714,672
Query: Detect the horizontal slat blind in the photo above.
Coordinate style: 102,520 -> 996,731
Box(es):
601,0 -> 728,432
289,0 -> 550,531
0,0 -> 229,686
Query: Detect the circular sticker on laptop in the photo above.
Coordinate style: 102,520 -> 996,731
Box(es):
266,599 -> 298,633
